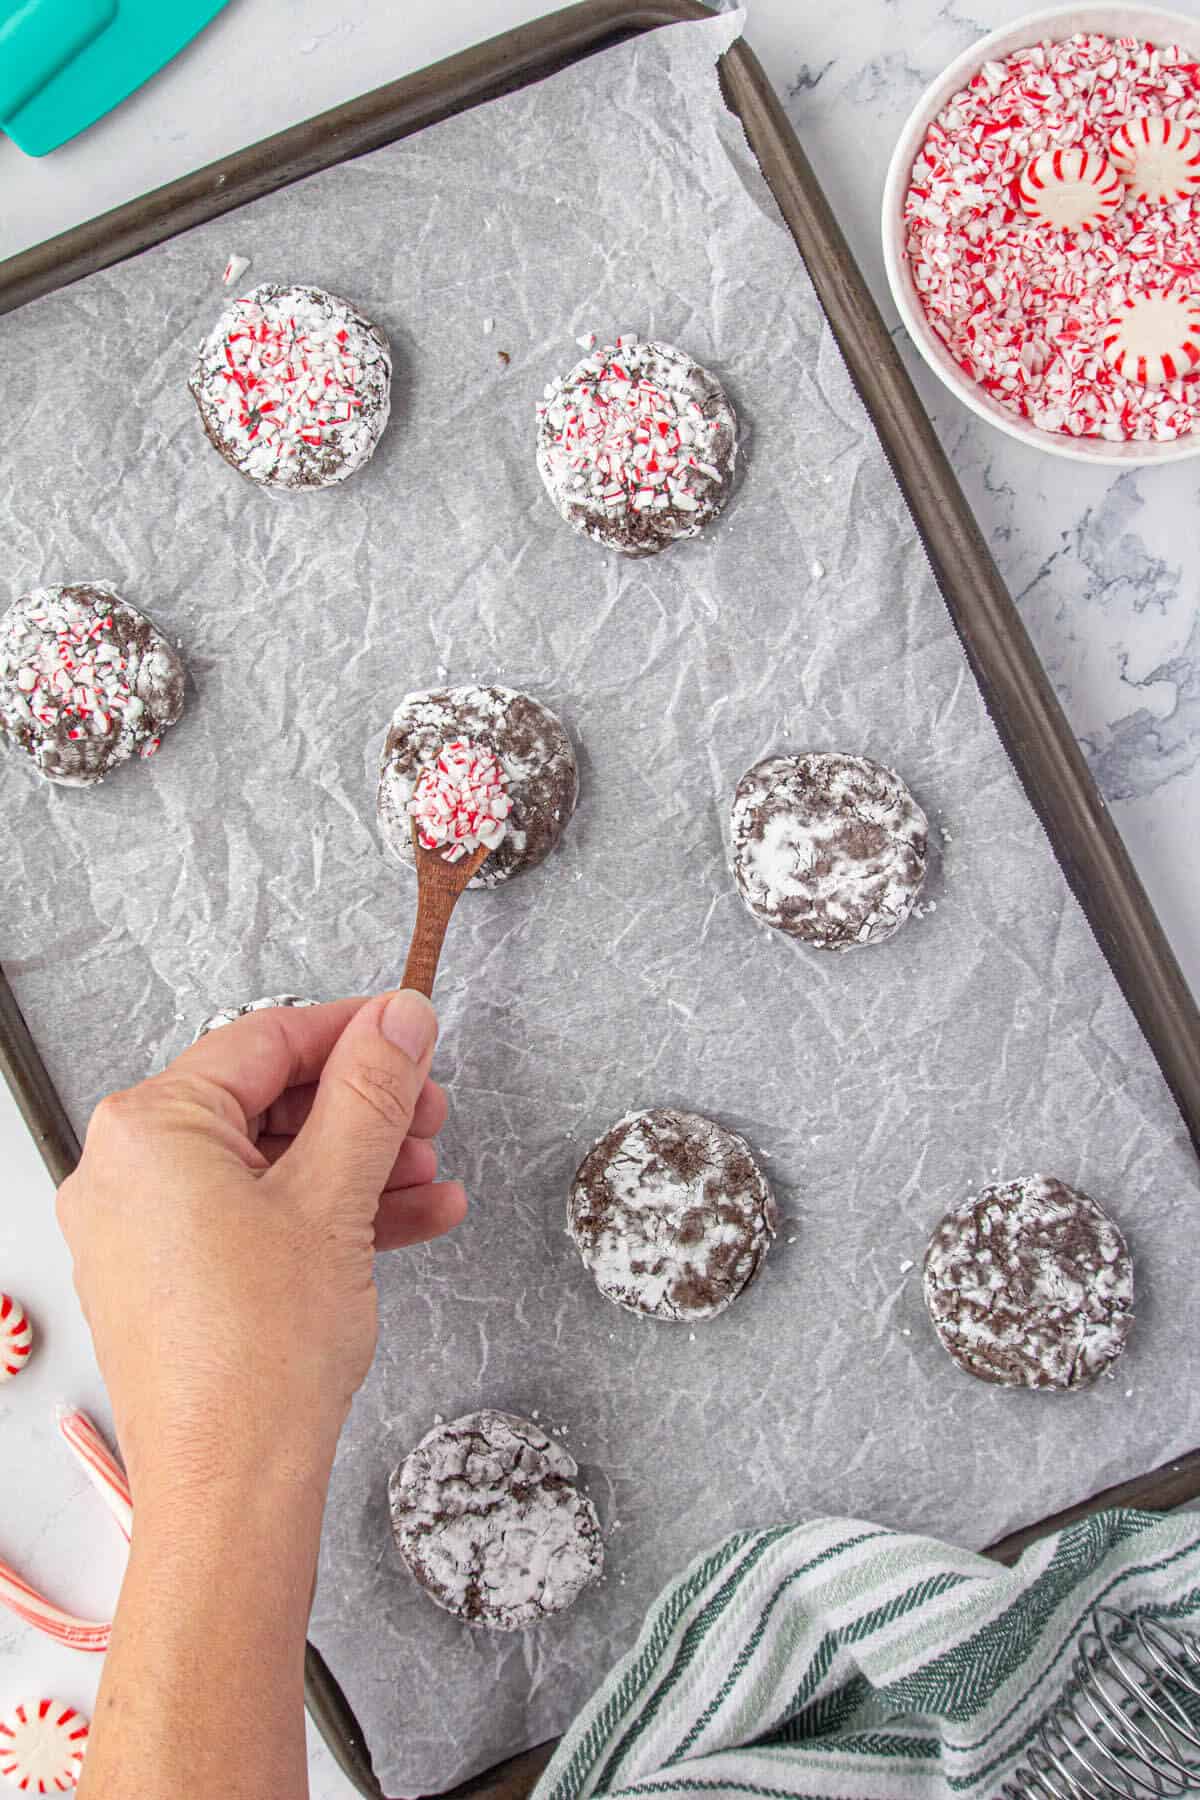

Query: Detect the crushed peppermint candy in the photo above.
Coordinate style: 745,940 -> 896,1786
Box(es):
407,738 -> 511,863
0,582 -> 185,787
536,337 -> 736,554
188,283 -> 392,488
221,252 -> 251,287
905,32 -> 1200,442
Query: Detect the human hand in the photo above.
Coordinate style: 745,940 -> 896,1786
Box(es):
56,992 -> 466,1515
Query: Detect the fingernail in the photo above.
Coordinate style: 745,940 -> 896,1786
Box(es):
381,990 -> 437,1060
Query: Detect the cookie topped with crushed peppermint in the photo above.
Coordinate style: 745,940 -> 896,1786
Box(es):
536,336 -> 736,554
189,283 -> 392,490
0,582 -> 185,788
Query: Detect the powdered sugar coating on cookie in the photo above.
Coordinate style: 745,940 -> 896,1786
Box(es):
568,1108 -> 778,1322
388,1410 -> 603,1631
378,686 -> 578,889
188,283 -> 391,490
536,338 -> 736,556
923,1174 -> 1134,1390
0,583 -> 185,788
731,752 -> 928,951
193,995 -> 318,1041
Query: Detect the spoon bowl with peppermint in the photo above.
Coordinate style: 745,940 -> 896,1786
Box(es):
400,740 -> 511,996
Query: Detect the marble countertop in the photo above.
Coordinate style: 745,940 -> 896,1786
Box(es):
1,2 -> 1196,1796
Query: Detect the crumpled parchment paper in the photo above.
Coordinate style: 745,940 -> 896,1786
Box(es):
1,11 -> 1197,1794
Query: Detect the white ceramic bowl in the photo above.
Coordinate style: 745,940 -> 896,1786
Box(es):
882,3 -> 1200,464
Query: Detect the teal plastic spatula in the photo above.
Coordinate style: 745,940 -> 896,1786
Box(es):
1,0 -> 231,156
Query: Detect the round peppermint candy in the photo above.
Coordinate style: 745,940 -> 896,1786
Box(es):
1102,290 -> 1200,385
1017,148 -> 1123,231
1110,116 -> 1200,205
0,583 -> 185,788
0,1294 -> 32,1382
0,1701 -> 88,1792
188,283 -> 392,490
536,337 -> 736,556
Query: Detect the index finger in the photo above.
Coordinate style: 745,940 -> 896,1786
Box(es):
170,997 -> 373,1125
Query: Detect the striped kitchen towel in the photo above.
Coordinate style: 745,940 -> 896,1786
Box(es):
534,1508 -> 1200,1800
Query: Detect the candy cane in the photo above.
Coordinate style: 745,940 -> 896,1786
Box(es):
56,1410 -> 132,1541
0,1411 -> 129,1655
0,1563 -> 109,1654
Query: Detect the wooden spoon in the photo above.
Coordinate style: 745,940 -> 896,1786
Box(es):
400,820 -> 492,997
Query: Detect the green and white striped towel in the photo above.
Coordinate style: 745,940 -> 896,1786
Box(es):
534,1509 -> 1200,1800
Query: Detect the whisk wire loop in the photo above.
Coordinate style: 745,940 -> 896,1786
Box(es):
999,1608 -> 1200,1800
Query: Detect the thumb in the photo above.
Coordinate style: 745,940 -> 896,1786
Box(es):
287,991 -> 438,1199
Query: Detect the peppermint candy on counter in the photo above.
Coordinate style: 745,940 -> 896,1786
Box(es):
0,1702 -> 88,1792
57,1409 -> 133,1541
1103,288 -> 1200,381
904,32 -> 1200,442
0,1295 -> 31,1381
0,1412 -> 129,1657
1017,148 -> 1123,228
407,740 -> 511,863
0,1566 -> 109,1657
1111,116 -> 1200,202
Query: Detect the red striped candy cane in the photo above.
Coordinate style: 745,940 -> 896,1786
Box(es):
0,1563 -> 109,1654
56,1410 -> 132,1541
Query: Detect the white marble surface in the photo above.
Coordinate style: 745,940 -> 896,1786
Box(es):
1,2 -> 1196,1796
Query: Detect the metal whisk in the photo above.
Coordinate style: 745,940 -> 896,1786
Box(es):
1001,1608 -> 1200,1800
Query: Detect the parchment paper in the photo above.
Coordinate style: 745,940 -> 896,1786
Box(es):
2,12 -> 1199,1793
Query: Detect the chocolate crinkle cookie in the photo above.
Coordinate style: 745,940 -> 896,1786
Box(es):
923,1175 -> 1134,1390
536,337 -> 736,556
0,582 -> 185,788
731,751 -> 928,950
388,1410 -> 604,1631
192,996 -> 318,1042
188,283 -> 391,490
568,1108 -> 778,1323
377,685 -> 578,888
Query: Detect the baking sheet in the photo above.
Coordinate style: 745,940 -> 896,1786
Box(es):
2,9 -> 1199,1793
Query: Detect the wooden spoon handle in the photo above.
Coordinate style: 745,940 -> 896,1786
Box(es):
401,881 -> 460,998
